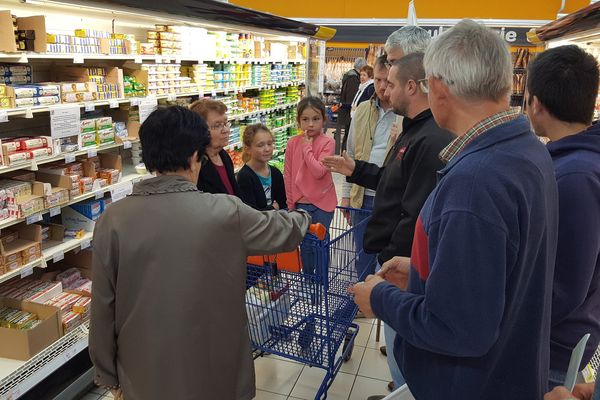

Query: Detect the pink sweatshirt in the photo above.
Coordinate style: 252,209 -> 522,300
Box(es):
284,134 -> 337,212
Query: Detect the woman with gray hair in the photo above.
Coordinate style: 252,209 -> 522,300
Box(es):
351,19 -> 559,399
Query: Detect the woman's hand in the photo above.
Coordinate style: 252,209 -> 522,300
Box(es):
272,201 -> 280,210
302,134 -> 313,145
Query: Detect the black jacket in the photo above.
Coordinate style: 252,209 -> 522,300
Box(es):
236,164 -> 287,211
338,69 -> 360,127
197,149 -> 241,197
347,109 -> 454,264
356,83 -> 375,107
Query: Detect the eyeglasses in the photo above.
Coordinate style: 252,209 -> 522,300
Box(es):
417,78 -> 429,94
209,122 -> 231,132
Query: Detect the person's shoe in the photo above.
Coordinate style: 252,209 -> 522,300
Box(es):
366,396 -> 386,400
388,381 -> 395,391
380,346 -> 387,356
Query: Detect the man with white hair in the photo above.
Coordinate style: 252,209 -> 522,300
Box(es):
351,20 -> 559,399
338,57 -> 368,150
384,25 -> 432,64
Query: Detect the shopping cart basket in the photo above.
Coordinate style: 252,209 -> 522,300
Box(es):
246,207 -> 374,399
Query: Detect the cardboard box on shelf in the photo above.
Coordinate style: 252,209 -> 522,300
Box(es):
0,297 -> 62,360
0,224 -> 42,272
15,15 -> 47,54
0,11 -> 17,53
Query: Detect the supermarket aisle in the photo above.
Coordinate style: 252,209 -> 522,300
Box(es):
81,318 -> 392,400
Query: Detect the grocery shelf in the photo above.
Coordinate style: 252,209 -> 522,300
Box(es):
224,142 -> 242,151
229,102 -> 300,122
0,140 -> 137,176
272,123 -> 296,133
0,52 -> 307,65
0,170 -> 153,285
1,81 -> 305,119
0,321 -> 90,399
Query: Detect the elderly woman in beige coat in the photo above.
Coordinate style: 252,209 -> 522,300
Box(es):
89,106 -> 311,400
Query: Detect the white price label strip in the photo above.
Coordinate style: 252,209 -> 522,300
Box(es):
167,93 -> 177,101
25,108 -> 33,119
123,140 -> 132,149
65,153 -> 76,163
53,251 -> 64,263
130,98 -> 141,107
73,55 -> 84,64
26,213 -> 42,225
95,191 -> 104,200
109,99 -> 119,109
50,206 -> 61,217
20,265 -> 33,278
88,148 -> 98,158
211,90 -> 217,97
80,239 -> 91,250
110,180 -> 134,202
134,56 -> 143,64
84,102 -> 95,112
0,111 -> 8,123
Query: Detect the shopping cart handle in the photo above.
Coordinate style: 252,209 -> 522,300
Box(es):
309,223 -> 327,240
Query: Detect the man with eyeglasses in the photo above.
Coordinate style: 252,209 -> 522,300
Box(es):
324,51 -> 453,399
351,20 -> 559,399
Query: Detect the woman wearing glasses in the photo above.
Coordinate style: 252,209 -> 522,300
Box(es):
190,98 -> 241,196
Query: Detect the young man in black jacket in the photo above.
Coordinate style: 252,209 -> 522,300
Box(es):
324,52 -> 453,398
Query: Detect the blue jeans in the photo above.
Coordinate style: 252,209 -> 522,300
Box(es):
350,195 -> 376,280
296,204 -> 334,277
376,260 -> 406,388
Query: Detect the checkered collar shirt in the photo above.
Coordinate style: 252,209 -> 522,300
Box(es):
439,108 -> 521,163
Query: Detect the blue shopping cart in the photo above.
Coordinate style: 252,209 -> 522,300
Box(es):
246,207 -> 374,399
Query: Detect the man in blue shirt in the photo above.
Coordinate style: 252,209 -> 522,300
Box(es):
351,20 -> 559,399
526,45 -> 600,389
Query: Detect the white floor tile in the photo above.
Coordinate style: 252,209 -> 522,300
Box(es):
358,347 -> 392,381
290,368 -> 355,400
353,321 -> 372,347
348,375 -> 391,400
339,345 -> 366,375
254,390 -> 288,400
264,352 -> 304,365
255,357 -> 304,396
365,321 -> 386,350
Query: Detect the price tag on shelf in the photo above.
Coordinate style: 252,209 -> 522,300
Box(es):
20,265 -> 33,278
109,99 -> 119,109
223,89 -> 229,95
95,190 -> 104,200
80,239 -> 91,250
211,90 -> 217,97
175,56 -> 182,64
0,111 -> 8,123
87,148 -> 98,158
139,97 -> 158,124
163,57 -> 171,63
167,93 -> 177,101
49,206 -> 61,217
30,159 -> 38,171
155,55 -> 162,63
123,140 -> 132,149
134,56 -> 143,64
25,108 -> 33,119
198,91 -> 204,97
197,58 -> 203,64
73,55 -> 84,64
84,102 -> 95,112
53,251 -> 64,263
18,53 -> 28,63
110,180 -> 133,203
26,213 -> 42,225
50,104 -> 81,139
65,153 -> 76,163
130,98 -> 141,107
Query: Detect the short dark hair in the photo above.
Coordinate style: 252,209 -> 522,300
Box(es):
297,96 -> 327,122
374,55 -> 388,70
140,106 -> 210,173
393,52 -> 425,83
527,45 -> 599,124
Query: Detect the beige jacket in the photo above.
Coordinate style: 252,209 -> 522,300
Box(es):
89,175 -> 310,400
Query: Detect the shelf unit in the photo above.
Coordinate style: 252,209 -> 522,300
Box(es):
0,0 -> 329,397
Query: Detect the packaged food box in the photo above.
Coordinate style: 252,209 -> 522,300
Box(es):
60,82 -> 97,94
4,76 -> 32,85
95,117 -> 112,130
80,119 -> 96,133
80,132 -> 96,148
7,195 -> 44,218
79,177 -> 93,194
96,168 -> 119,185
0,180 -> 32,201
62,92 -> 98,103
0,65 -> 32,76
96,128 -> 114,145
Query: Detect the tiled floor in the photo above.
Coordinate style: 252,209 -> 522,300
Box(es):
82,318 -> 392,400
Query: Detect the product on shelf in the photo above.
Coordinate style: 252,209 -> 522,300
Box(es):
123,75 -> 146,98
0,307 -> 40,329
61,81 -> 98,103
147,25 -> 182,56
0,279 -> 63,304
0,224 -> 42,273
143,63 -> 194,96
46,32 -> 102,54
85,67 -> 120,100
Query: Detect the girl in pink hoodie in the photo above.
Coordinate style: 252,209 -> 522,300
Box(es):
284,97 -> 337,278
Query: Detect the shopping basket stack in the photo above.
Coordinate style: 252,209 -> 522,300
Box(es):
246,207 -> 374,399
